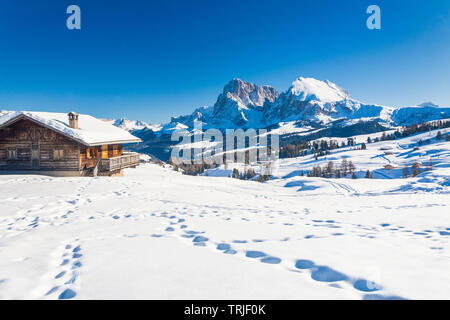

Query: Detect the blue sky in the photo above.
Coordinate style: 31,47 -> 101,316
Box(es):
0,0 -> 449,123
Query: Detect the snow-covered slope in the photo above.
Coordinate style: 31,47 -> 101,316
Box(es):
276,128 -> 450,182
391,103 -> 450,126
1,132 -> 449,299
262,77 -> 394,126
290,77 -> 351,103
206,126 -> 450,184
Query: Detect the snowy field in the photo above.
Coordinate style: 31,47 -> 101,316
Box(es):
0,131 -> 449,300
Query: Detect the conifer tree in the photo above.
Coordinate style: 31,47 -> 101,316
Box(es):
232,168 -> 240,179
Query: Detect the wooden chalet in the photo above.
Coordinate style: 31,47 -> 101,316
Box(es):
0,111 -> 142,176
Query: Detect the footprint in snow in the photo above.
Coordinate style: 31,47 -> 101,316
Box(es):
151,234 -> 163,238
260,257 -> 281,264
193,236 -> 209,243
308,266 -> 348,282
59,288 -> 77,300
185,230 -> 202,235
295,260 -> 315,269
47,241 -> 83,299
245,251 -> 266,258
45,286 -> 60,296
353,279 -> 382,292
363,294 -> 405,300
60,259 -> 70,266
216,243 -> 231,251
214,243 -> 237,254
294,258 -> 389,297
245,250 -> 282,264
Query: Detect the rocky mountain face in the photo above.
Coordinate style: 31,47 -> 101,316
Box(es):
210,79 -> 279,127
170,79 -> 279,128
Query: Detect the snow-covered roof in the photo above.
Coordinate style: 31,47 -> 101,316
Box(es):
0,111 -> 142,146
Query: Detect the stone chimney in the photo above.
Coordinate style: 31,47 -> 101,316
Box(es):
68,112 -> 79,129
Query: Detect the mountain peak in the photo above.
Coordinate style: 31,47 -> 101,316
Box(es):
290,77 -> 352,103
111,118 -> 150,131
210,79 -> 280,127
418,102 -> 439,108
222,78 -> 277,101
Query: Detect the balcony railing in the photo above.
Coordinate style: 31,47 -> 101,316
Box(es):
99,153 -> 140,172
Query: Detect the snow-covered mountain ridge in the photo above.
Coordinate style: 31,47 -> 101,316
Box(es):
125,77 -> 450,136
102,118 -> 153,132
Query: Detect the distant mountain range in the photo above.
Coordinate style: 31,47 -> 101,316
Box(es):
2,76 -> 449,161
113,77 -> 450,134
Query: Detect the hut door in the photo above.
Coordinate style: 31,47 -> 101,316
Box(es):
31,144 -> 40,169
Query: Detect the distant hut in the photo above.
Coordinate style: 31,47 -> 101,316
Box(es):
0,111 -> 142,176
412,162 -> 422,169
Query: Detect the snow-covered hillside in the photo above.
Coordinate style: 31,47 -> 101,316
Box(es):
205,126 -> 450,183
391,103 -> 450,126
0,129 -> 449,299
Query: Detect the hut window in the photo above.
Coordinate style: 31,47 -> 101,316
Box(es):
18,148 -> 31,160
86,148 -> 100,159
53,149 -> 65,160
86,148 -> 98,159
7,149 -> 17,159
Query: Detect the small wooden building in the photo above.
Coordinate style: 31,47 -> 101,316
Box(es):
0,111 -> 142,176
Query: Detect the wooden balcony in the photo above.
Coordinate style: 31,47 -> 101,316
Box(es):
99,153 -> 140,172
